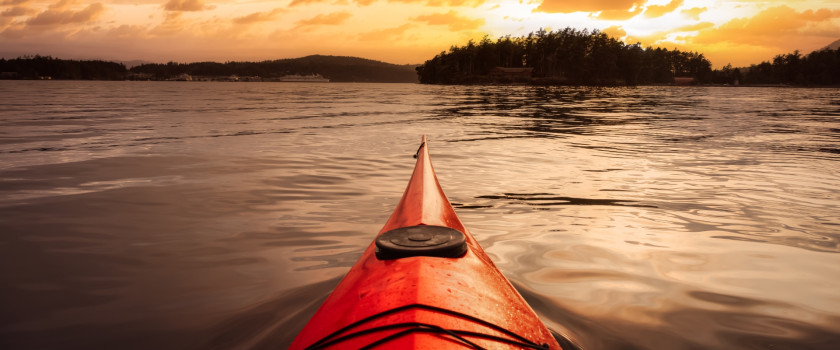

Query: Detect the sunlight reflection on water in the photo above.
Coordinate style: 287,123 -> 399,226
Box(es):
1,81 -> 839,349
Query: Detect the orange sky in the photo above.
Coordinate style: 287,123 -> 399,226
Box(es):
1,0 -> 838,68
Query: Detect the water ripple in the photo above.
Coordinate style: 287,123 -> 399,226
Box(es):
1,81 -> 839,350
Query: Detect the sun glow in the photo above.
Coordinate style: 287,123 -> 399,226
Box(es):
0,0 -> 838,67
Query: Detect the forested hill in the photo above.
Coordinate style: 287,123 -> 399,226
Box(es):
416,28 -> 840,86
130,55 -> 419,82
0,56 -> 126,80
0,55 -> 419,82
416,28 -> 712,85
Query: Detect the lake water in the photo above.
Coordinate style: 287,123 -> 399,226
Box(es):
1,81 -> 839,350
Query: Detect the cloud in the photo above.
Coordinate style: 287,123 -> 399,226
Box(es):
676,22 -> 714,32
1,5 -> 34,17
627,5 -> 840,50
535,0 -> 639,14
596,7 -> 643,20
1,0 -> 104,38
289,0 -> 486,7
288,0 -> 327,6
681,7 -> 705,20
412,10 -> 484,31
150,12 -> 184,35
644,0 -> 682,18
623,5 -> 840,67
163,0 -> 211,12
233,8 -> 284,25
691,5 -> 840,47
429,0 -> 485,6
358,23 -> 413,41
26,2 -> 104,26
534,0 -> 644,19
1,22 -> 25,38
296,0 -> 486,6
108,24 -> 147,38
287,0 -> 376,5
295,11 -> 352,27
393,0 -> 485,6
601,25 -> 626,39
1,0 -> 29,5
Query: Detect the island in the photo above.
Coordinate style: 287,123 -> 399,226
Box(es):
415,28 -> 840,86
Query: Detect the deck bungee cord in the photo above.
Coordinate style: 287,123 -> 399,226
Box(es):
304,304 -> 550,350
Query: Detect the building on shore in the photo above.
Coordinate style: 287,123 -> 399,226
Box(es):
272,74 -> 330,82
489,67 -> 534,79
170,73 -> 192,81
674,77 -> 696,85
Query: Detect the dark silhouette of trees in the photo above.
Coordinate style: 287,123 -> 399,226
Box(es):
0,55 -> 127,80
736,48 -> 840,85
3,45 -> 837,86
129,55 -> 418,82
416,28 -> 712,85
0,55 -> 417,82
417,29 -> 839,86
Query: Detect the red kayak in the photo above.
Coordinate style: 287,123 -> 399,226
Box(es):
290,136 -> 561,349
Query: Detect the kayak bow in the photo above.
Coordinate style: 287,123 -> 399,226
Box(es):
291,136 -> 561,349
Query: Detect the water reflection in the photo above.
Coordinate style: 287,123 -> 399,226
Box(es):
508,241 -> 840,349
195,276 -> 340,350
422,85 -> 840,349
435,86 -> 840,163
1,82 -> 839,350
467,193 -> 657,208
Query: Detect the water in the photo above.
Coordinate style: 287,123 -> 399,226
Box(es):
1,81 -> 839,350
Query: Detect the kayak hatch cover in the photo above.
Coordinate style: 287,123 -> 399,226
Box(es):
290,136 -> 562,349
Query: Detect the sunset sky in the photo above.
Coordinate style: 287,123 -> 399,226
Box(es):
1,0 -> 838,68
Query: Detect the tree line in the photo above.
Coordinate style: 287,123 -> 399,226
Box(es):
0,55 -> 418,82
0,55 -> 127,80
711,49 -> 840,85
2,40 -> 838,85
416,28 -> 712,85
129,55 -> 418,82
415,27 -> 840,86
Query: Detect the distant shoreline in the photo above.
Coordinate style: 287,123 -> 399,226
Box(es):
4,78 -> 840,88
0,55 -> 420,83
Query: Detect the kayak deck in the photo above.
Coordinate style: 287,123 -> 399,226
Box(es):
290,136 -> 561,349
